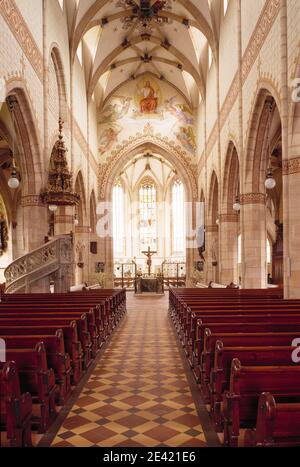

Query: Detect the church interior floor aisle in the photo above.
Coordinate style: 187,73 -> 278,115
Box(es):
45,293 -> 218,447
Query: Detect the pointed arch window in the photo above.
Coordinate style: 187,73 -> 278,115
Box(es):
139,178 -> 157,252
224,0 -> 229,15
113,181 -> 124,256
172,180 -> 185,255
208,47 -> 213,69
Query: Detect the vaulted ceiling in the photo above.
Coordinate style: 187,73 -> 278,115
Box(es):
65,0 -> 221,109
118,151 -> 177,193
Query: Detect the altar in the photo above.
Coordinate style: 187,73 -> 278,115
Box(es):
135,276 -> 164,295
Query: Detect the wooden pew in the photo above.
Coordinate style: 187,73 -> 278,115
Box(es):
169,287 -> 284,313
0,309 -> 99,358
188,311 -> 300,364
222,359 -> 300,447
2,331 -> 71,404
196,322 -> 300,379
183,302 -> 300,347
174,301 -> 300,343
245,392 -> 300,447
0,323 -> 83,384
211,343 -> 296,431
0,361 -> 32,447
0,316 -> 92,370
0,301 -> 110,345
1,296 -> 123,339
5,343 -> 57,433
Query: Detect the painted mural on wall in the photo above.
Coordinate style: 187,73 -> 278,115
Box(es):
98,75 -> 196,159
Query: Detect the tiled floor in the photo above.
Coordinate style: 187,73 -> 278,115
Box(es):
44,293 -> 217,447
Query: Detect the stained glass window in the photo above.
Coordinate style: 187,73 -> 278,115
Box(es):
113,181 -> 124,256
172,180 -> 185,255
139,178 -> 157,252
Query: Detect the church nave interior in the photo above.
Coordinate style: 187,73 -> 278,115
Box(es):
0,0 -> 300,452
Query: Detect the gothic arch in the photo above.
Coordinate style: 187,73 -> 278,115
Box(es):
88,35 -> 204,100
103,71 -> 191,109
90,189 -> 97,233
49,44 -> 68,124
208,171 -> 219,225
98,135 -> 197,203
74,171 -> 87,226
222,141 -> 240,213
0,120 -> 15,223
289,51 -> 300,156
244,87 -> 282,193
5,81 -> 43,195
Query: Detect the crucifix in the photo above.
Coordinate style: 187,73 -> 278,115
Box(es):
142,246 -> 157,276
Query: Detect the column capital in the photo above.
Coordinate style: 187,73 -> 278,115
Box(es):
75,226 -> 92,234
282,157 -> 300,175
21,195 -> 44,207
240,193 -> 266,205
219,213 -> 239,223
55,214 -> 74,224
206,224 -> 218,233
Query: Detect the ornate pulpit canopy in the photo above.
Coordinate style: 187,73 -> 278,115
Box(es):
41,119 -> 80,207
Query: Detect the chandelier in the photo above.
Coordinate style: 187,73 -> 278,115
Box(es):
41,119 -> 80,211
116,0 -> 172,30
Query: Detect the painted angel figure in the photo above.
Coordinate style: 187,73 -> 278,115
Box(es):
176,126 -> 196,154
99,97 -> 131,124
165,96 -> 194,125
98,126 -> 122,155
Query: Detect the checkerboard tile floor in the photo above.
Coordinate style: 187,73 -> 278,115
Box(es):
50,293 -> 207,447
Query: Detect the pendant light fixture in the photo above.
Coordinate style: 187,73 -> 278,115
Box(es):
233,195 -> 241,212
265,99 -> 276,190
7,97 -> 20,190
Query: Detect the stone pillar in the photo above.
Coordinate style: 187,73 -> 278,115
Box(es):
21,195 -> 48,251
283,161 -> 300,297
74,228 -> 90,284
54,205 -> 74,236
186,199 -> 198,285
241,193 -> 267,289
54,206 -> 75,287
219,214 -> 239,285
53,236 -> 74,293
205,225 -> 219,283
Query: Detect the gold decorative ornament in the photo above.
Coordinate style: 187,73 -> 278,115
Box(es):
41,119 -> 80,208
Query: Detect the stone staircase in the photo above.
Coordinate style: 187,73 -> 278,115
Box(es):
4,235 -> 74,293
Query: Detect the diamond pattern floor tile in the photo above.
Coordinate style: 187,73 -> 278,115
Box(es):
50,293 -> 207,447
